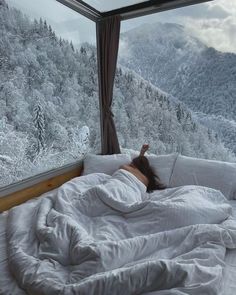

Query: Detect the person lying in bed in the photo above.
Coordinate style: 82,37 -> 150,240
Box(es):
120,144 -> 165,192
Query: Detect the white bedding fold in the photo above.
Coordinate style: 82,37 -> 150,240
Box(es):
6,170 -> 236,295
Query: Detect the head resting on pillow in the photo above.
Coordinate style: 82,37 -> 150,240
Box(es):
131,156 -> 166,192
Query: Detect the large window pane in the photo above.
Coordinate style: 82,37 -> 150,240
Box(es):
114,0 -> 236,162
84,0 -> 149,12
0,0 -> 100,188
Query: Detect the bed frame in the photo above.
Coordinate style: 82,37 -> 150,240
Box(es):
0,163 -> 83,212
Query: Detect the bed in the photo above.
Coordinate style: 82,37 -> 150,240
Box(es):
0,153 -> 236,294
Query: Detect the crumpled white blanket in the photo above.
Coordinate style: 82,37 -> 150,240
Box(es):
6,169 -> 236,295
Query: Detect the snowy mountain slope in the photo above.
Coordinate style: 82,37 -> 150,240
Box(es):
113,66 -> 235,161
195,113 -> 236,155
0,1 -> 235,186
0,0 -> 100,186
119,22 -> 236,121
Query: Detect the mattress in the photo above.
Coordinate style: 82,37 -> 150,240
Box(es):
1,200 -> 236,295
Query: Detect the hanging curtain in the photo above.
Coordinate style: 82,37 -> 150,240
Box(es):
96,15 -> 121,155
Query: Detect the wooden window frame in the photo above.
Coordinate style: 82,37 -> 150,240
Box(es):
0,161 -> 83,212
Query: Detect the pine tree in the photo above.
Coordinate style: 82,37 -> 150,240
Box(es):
44,20 -> 48,31
70,41 -> 74,52
39,17 -> 43,29
33,102 -> 46,153
0,0 -> 7,7
80,46 -> 86,55
176,103 -> 182,122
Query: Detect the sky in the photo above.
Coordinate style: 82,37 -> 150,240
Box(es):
6,0 -> 236,53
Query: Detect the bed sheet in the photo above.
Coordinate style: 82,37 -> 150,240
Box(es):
1,200 -> 236,295
0,211 -> 26,295
222,200 -> 236,295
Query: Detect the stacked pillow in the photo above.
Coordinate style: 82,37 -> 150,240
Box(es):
170,155 -> 236,200
83,154 -> 131,176
83,153 -> 236,199
83,153 -> 178,187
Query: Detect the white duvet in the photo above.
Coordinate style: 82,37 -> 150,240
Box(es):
6,169 -> 236,295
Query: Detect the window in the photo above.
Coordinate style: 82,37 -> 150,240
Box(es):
84,0 -> 149,12
113,0 -> 236,162
0,0 -> 100,187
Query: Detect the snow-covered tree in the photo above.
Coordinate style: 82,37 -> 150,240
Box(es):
33,101 -> 46,152
0,2 -> 235,189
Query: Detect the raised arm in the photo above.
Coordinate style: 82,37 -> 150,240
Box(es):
139,144 -> 149,156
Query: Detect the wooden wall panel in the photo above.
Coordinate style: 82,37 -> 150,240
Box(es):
0,166 -> 82,212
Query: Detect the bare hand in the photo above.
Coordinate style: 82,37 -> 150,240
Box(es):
140,144 -> 149,156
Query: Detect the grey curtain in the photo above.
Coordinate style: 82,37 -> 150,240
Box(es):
96,15 -> 121,155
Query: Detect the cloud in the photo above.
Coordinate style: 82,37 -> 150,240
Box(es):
183,0 -> 236,53
7,0 -> 77,21
50,18 -> 96,45
6,0 -> 236,53
173,3 -> 229,19
187,16 -> 236,53
208,4 -> 230,19
6,0 -> 96,45
209,0 -> 236,15
122,0 -> 236,53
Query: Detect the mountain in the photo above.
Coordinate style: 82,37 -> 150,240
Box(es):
0,1 -> 100,186
119,22 -> 236,121
195,113 -> 236,155
0,2 -> 235,187
113,67 -> 235,163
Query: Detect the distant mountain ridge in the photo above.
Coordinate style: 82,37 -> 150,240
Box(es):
119,22 -> 236,121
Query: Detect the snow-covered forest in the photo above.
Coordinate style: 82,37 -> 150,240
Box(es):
0,0 -> 235,188
119,22 -> 236,155
0,0 -> 100,187
113,67 -> 234,161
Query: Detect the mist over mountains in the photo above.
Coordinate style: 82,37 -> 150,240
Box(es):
119,22 -> 236,153
0,1 -> 235,186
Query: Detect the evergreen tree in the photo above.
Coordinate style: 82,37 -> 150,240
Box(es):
0,0 -> 7,7
176,103 -> 182,122
33,102 -> 46,153
70,41 -> 74,52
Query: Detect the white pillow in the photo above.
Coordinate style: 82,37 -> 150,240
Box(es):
147,154 -> 178,187
83,154 -> 131,176
170,155 -> 236,200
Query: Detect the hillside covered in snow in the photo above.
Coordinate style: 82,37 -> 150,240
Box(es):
119,22 -> 236,152
119,22 -> 236,120
0,1 -> 235,187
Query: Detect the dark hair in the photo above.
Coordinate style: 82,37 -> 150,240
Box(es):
131,156 -> 166,192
